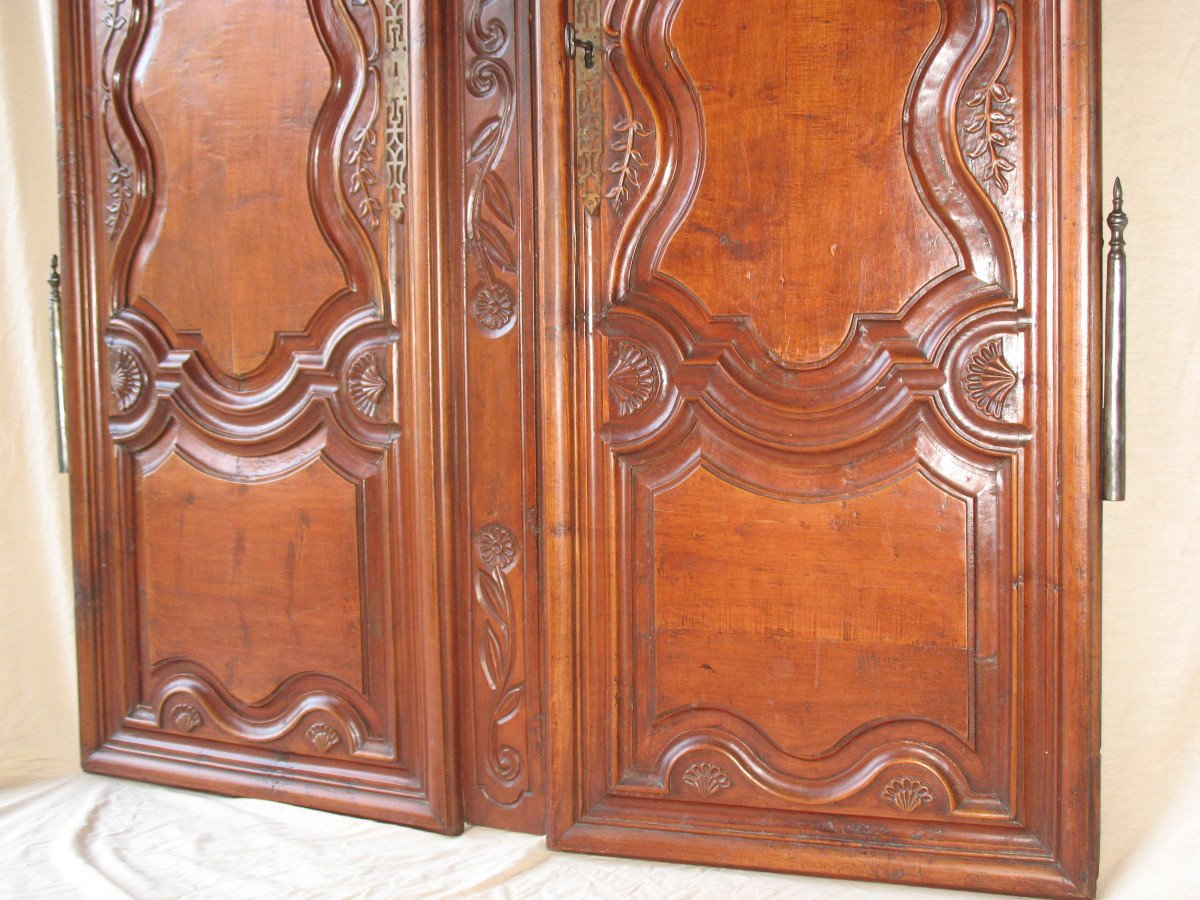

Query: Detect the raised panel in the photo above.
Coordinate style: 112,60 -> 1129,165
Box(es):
649,466 -> 970,758
138,453 -> 365,704
659,0 -> 956,364
134,0 -> 346,375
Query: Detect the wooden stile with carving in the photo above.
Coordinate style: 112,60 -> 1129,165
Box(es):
56,0 -> 1103,893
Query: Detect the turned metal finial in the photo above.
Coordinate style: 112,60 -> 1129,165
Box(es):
1107,178 -> 1127,253
48,254 -> 61,298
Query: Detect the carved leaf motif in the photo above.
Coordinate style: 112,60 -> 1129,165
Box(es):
468,117 -> 503,164
607,341 -> 659,417
474,219 -> 517,274
109,347 -> 144,412
882,777 -> 934,812
606,118 -> 652,215
481,171 -> 516,229
965,338 -> 1018,419
305,722 -> 341,754
961,2 -> 1017,196
681,762 -> 732,796
493,683 -> 524,725
169,703 -> 202,733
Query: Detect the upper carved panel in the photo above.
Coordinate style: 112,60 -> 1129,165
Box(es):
658,0 -> 955,364
132,1 -> 346,375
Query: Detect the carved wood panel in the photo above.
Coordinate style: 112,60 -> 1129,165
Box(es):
449,0 -> 546,833
550,0 -> 1100,896
61,0 -> 459,831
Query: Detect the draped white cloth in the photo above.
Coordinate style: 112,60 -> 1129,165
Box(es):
1,0 -> 1198,897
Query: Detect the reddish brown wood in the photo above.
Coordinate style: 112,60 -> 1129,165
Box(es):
543,0 -> 1101,897
447,0 -> 548,833
58,0 -> 461,831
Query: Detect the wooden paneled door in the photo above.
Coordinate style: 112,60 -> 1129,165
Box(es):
57,0 -> 467,830
545,0 -> 1101,896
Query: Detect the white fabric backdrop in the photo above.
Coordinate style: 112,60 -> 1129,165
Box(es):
1,0 -> 1197,897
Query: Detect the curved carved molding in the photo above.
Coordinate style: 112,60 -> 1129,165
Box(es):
134,662 -> 392,759
610,414 -> 1015,818
109,0 -> 387,379
607,340 -> 659,418
589,0 -> 1020,445
472,523 -> 525,788
104,307 -> 400,465
465,0 -> 519,339
99,0 -> 134,237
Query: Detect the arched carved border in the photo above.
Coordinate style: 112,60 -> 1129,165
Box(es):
107,0 -> 389,382
605,404 -> 1017,818
594,0 -> 1021,443
125,660 -> 393,759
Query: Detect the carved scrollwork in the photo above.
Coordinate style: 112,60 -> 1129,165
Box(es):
465,0 -> 519,338
681,762 -> 731,796
607,341 -> 659,417
964,338 -> 1018,419
962,1 -> 1017,195
109,346 -> 144,412
347,350 -> 389,419
881,776 -> 934,812
473,523 -> 524,786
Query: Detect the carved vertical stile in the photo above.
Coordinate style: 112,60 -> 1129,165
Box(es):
455,0 -> 543,831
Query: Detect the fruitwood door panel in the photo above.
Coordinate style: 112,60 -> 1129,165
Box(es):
58,0 -> 460,830
549,0 -> 1100,896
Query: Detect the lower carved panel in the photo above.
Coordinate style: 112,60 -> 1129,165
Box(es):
137,453 -> 366,705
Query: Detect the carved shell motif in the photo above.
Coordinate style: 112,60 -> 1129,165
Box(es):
681,762 -> 732,796
347,351 -> 388,419
109,347 -> 144,412
964,338 -> 1018,419
305,722 -> 341,754
169,703 -> 202,733
607,341 -> 659,417
881,777 -> 934,812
